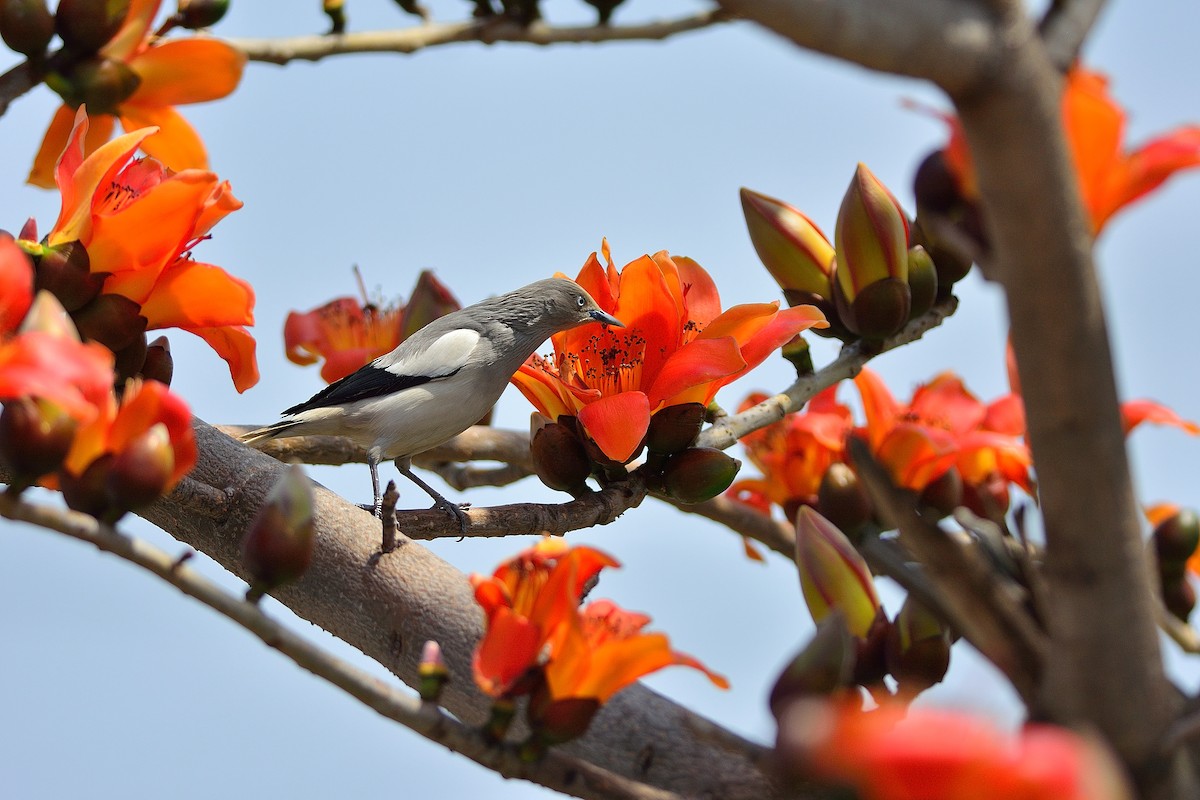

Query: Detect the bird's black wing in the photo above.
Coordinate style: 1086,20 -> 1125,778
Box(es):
282,365 -> 456,415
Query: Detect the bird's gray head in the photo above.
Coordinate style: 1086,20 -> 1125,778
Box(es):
517,277 -> 624,333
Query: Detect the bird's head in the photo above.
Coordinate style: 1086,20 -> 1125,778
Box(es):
535,277 -> 624,331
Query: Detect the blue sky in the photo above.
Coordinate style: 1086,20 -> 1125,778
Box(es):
2,1 -> 1199,797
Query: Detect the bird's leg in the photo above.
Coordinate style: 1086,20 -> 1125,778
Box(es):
369,453 -> 383,519
394,457 -> 470,533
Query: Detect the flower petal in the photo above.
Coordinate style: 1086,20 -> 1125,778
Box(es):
1122,399 -> 1200,436
125,38 -> 245,107
611,255 -> 682,384
511,361 -> 578,421
101,0 -> 160,60
0,238 -> 34,333
647,336 -> 745,409
854,369 -> 901,450
577,391 -> 651,463
186,325 -> 259,393
29,105 -> 113,190
472,606 -> 542,697
1094,126 -> 1200,230
138,260 -> 255,330
118,105 -> 208,172
108,379 -> 197,486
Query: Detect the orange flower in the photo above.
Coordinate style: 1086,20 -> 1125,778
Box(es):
542,598 -> 729,705
284,271 -> 461,383
64,378 -> 196,487
512,241 -> 827,463
0,237 -> 34,333
28,0 -> 245,188
470,539 -> 619,698
855,369 -> 1031,493
943,66 -> 1200,234
39,108 -> 256,391
777,699 -> 1130,800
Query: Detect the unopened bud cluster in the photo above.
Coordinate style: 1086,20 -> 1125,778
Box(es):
1152,506 -> 1199,622
743,163 -> 970,343
531,403 -> 740,505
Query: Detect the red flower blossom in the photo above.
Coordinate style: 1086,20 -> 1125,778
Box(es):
512,241 -> 826,464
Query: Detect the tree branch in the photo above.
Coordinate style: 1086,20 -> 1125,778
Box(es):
98,419 -> 779,799
1038,0 -> 1108,71
0,493 -> 683,800
699,297 -> 957,451
658,493 -> 795,558
229,11 -> 731,66
713,0 -> 1001,97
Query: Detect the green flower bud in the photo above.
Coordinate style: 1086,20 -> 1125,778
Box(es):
241,464 -> 316,602
795,506 -> 880,639
834,163 -> 909,304
740,187 -> 836,300
768,613 -> 856,720
906,245 -> 938,321
47,56 -> 141,116
833,270 -> 911,339
662,446 -> 740,504
417,640 -> 449,703
54,0 -> 129,55
0,0 -> 53,57
885,596 -> 951,694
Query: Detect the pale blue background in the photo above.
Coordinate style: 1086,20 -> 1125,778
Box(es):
1,1 -> 1198,797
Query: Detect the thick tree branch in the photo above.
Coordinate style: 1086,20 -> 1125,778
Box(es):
0,494 -> 683,800
713,0 -> 1001,97
1038,0 -> 1108,71
104,419 -> 779,799
229,11 -> 730,66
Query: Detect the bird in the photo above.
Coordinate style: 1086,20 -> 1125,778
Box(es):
241,277 -> 623,527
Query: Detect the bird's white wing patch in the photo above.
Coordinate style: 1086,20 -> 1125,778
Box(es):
383,328 -> 480,379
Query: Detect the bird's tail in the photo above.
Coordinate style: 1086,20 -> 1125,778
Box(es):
240,419 -> 305,446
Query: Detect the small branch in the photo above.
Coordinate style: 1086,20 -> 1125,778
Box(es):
658,493 -> 795,558
1038,0 -> 1108,71
382,481 -> 399,553
0,493 -> 680,800
403,478 -> 647,540
229,11 -> 730,66
699,298 -> 957,451
424,461 -> 531,491
0,59 -> 39,117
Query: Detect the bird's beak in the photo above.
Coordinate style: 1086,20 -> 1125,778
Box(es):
589,309 -> 624,328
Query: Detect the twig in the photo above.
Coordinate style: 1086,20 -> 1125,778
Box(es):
1038,0 -> 1108,71
382,480 -> 399,553
0,59 -> 39,117
229,11 -> 731,66
425,461 -> 531,491
403,477 -> 646,540
0,493 -> 680,800
699,297 -> 958,451
657,493 -> 795,557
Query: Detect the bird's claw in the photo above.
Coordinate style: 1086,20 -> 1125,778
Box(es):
433,498 -> 470,533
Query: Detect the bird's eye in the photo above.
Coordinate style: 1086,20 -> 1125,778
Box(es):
576,295 -> 586,308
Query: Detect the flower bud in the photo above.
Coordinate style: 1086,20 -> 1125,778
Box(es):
175,0 -> 228,28
885,596 -> 951,694
816,463 -> 872,543
112,331 -> 148,383
780,335 -> 813,376
0,0 -> 53,57
527,687 -> 601,746
241,464 -> 316,602
34,240 -> 103,312
962,472 -> 1010,522
0,397 -> 76,488
417,640 -> 449,702
832,269 -> 910,339
60,453 -> 115,519
20,290 -> 81,340
1161,576 -> 1196,623
46,56 -> 141,115
795,506 -> 881,639
322,0 -> 345,34
662,447 -> 741,504
1154,508 -> 1200,578
834,163 -> 909,306
530,417 -> 591,495
140,335 -> 174,386
768,614 -> 856,720
400,270 -> 461,339
912,217 -> 972,293
54,0 -> 129,55
72,291 -> 148,352
740,187 -> 835,300
645,402 -> 705,455
906,245 -> 938,320
918,467 -> 962,519
852,613 -> 890,687
104,422 -> 175,512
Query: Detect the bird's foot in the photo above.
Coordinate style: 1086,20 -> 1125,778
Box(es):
432,498 -> 471,533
